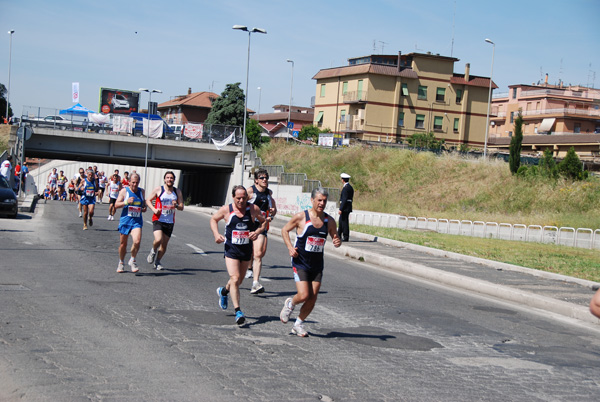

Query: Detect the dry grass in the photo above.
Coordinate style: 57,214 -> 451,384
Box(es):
259,142 -> 600,229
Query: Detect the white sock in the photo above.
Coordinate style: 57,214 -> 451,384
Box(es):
294,318 -> 303,326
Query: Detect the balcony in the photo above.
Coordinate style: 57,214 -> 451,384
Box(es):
520,88 -> 599,100
521,108 -> 600,118
343,117 -> 364,132
343,91 -> 368,104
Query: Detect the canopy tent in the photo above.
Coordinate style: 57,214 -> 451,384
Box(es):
59,103 -> 96,117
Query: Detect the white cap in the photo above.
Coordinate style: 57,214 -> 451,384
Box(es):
340,173 -> 351,179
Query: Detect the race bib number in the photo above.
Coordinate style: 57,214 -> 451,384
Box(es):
128,206 -> 141,218
232,230 -> 250,245
85,189 -> 95,197
162,203 -> 175,215
110,190 -> 119,198
305,236 -> 325,252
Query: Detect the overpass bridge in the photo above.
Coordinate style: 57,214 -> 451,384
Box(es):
16,126 -> 249,206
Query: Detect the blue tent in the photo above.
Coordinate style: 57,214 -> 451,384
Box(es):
59,103 -> 96,117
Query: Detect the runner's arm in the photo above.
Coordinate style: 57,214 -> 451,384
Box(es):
145,187 -> 159,214
281,212 -> 303,258
328,216 -> 342,248
591,289 -> 600,319
176,188 -> 184,211
210,206 -> 227,243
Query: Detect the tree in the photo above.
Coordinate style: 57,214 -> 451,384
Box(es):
0,83 -> 13,120
204,83 -> 245,126
538,148 -> 558,179
246,118 -> 269,149
509,111 -> 523,174
299,124 -> 321,142
559,147 -> 583,180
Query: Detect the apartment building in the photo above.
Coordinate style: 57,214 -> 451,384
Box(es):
490,78 -> 600,137
312,52 -> 496,147
157,89 -> 219,124
252,105 -> 314,139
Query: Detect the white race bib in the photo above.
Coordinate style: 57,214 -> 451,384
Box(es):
85,189 -> 95,197
305,236 -> 325,252
232,230 -> 250,245
128,205 -> 141,218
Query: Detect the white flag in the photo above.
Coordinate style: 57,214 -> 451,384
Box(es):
72,82 -> 80,103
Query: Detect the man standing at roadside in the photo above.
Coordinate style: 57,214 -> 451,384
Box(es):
338,172 -> 354,242
246,168 -> 277,294
280,187 -> 341,337
0,155 -> 12,179
146,171 -> 184,270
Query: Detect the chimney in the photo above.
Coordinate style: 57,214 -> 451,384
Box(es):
397,51 -> 402,72
544,74 -> 548,85
188,87 -> 192,95
465,63 -> 470,82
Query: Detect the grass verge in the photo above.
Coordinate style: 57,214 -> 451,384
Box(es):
353,224 -> 600,283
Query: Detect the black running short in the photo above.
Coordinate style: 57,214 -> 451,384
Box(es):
153,220 -> 174,237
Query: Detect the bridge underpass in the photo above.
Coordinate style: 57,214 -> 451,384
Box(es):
20,127 -> 244,206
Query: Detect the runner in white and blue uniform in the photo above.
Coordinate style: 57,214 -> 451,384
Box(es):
77,169 -> 97,230
210,185 -> 266,326
115,173 -> 146,274
246,168 -> 277,294
146,171 -> 184,270
107,174 -> 121,221
280,187 -> 341,337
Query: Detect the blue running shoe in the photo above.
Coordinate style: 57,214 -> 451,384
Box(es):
235,310 -> 245,325
217,287 -> 228,310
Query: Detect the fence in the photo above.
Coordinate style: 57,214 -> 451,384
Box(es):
349,211 -> 600,250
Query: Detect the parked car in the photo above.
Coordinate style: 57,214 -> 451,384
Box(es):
0,176 -> 18,219
23,115 -> 74,130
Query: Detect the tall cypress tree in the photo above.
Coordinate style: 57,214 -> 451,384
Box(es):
204,83 -> 245,126
509,111 -> 523,174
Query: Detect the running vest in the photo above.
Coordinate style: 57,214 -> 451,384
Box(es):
225,203 -> 253,247
48,173 -> 57,185
249,184 -> 271,213
109,181 -> 120,199
57,175 -> 66,186
152,186 -> 178,224
82,178 -> 96,198
292,210 -> 330,271
120,187 -> 144,220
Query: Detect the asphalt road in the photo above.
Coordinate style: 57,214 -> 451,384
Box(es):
1,201 -> 599,401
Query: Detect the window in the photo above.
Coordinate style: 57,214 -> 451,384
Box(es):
434,116 -> 443,130
512,88 -> 517,99
316,111 -> 324,127
508,131 -> 513,137
456,89 -> 463,104
415,114 -> 425,129
357,80 -> 364,99
436,87 -> 445,102
418,86 -> 427,100
453,118 -> 459,132
398,112 -> 404,127
342,81 -> 348,95
574,123 -> 581,133
340,110 -> 346,123
401,83 -> 408,96
510,111 -> 514,124
320,84 -> 326,97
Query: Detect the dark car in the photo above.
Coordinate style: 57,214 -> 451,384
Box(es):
0,176 -> 18,218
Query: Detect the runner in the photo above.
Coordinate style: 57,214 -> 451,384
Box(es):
146,171 -> 184,270
280,187 -> 341,337
68,179 -> 76,202
122,171 -> 130,188
107,173 -> 121,220
210,185 -> 266,325
74,168 -> 86,217
97,171 -> 107,204
77,169 -> 97,230
115,172 -> 146,273
57,170 -> 67,200
47,168 -> 58,200
246,168 -> 277,294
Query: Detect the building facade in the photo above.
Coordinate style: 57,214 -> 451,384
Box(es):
252,105 -> 314,139
157,89 -> 219,124
312,52 -> 496,147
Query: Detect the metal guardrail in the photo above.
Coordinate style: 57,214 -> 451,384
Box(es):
349,212 -> 600,250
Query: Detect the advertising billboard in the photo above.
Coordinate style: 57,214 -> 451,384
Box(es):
99,88 -> 140,115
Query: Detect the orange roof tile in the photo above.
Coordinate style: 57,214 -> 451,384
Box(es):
158,91 -> 220,109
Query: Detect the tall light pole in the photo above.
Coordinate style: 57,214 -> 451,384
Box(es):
483,38 -> 495,158
139,88 -> 162,190
233,25 -> 266,184
6,30 -> 14,122
286,59 -> 294,142
257,86 -> 261,122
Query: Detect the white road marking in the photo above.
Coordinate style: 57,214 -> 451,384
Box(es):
186,243 -> 207,256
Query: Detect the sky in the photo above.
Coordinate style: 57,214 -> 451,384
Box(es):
1,0 -> 599,118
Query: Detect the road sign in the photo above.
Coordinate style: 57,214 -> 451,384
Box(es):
292,130 -> 299,138
287,121 -> 294,129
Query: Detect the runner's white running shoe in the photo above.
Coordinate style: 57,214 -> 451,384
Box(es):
128,258 -> 139,273
291,323 -> 308,337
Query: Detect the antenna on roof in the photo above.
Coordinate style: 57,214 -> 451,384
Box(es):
451,0 -> 456,57
379,41 -> 388,54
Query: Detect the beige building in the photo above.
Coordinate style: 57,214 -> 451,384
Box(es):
312,52 -> 496,147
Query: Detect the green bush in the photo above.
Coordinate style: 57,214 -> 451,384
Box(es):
559,147 -> 583,180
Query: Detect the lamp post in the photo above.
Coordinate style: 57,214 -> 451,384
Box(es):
483,38 -> 495,158
286,59 -> 294,142
139,88 -> 162,190
233,25 -> 267,185
257,86 -> 261,122
6,30 -> 14,122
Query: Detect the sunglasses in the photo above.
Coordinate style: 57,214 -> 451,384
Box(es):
258,176 -> 268,180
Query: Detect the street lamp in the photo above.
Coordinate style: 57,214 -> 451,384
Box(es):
483,38 -> 495,158
233,25 -> 267,184
6,30 -> 14,122
286,59 -> 294,142
139,88 -> 162,190
257,86 -> 261,122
